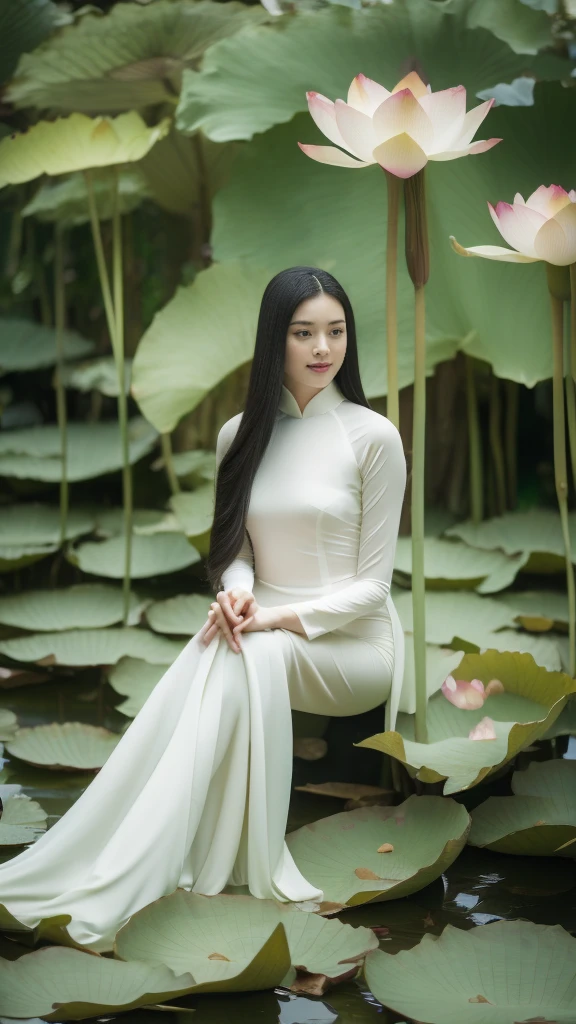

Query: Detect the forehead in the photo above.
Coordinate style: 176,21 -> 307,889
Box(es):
291,292 -> 345,321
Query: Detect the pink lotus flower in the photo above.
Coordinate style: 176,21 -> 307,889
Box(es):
468,716 -> 497,741
451,185 -> 576,266
441,675 -> 485,710
298,71 -> 501,180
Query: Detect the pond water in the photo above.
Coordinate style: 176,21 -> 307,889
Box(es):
1,670 -> 575,1024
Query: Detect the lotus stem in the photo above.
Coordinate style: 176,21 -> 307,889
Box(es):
384,170 -> 400,430
53,222 -> 68,547
547,270 -> 575,678
112,166 -> 133,626
161,432 -> 181,496
465,355 -> 483,523
504,380 -> 519,510
567,268 -> 576,493
489,373 -> 506,516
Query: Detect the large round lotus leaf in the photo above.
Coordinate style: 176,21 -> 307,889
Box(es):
542,699 -> 576,740
0,0 -> 61,85
466,0 -> 553,53
60,356 -> 132,396
364,919 -> 576,1024
494,589 -> 570,631
0,113 -> 170,188
458,626 -> 563,673
393,590 -> 518,646
169,485 -> 215,538
394,537 -> 528,593
0,627 -> 185,666
285,796 -> 469,907
171,449 -> 215,481
0,504 -> 95,545
469,759 -> 576,858
67,532 -> 200,579
138,122 -> 239,217
93,507 -> 168,538
446,509 -> 576,569
0,584 -> 147,631
114,890 -> 376,991
5,722 -> 121,769
0,417 -> 157,481
0,788 -> 48,846
6,0 -> 269,113
106,657 -> 170,717
145,593 -> 211,635
358,651 -> 576,795
0,710 -> 18,741
0,944 -> 197,1021
0,544 -> 58,573
0,318 -> 94,373
23,169 -> 150,227
131,261 -> 272,433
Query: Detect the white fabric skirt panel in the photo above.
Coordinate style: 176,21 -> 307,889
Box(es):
0,581 -> 397,953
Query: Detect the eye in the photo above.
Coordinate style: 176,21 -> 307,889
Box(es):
331,328 -> 344,336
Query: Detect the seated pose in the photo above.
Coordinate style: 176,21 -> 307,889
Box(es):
0,266 -> 407,952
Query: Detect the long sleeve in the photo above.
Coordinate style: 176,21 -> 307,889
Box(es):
284,415 -> 406,640
214,415 -> 255,593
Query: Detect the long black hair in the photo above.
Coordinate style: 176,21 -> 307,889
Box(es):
206,265 -> 372,594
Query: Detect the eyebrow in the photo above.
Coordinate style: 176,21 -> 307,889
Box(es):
289,319 -> 346,326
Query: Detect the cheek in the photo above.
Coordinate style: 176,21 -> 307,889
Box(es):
284,339 -> 304,370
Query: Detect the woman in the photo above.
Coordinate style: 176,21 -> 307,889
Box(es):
0,266 -> 407,953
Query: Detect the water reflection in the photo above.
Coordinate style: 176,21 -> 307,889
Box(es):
277,993 -> 338,1023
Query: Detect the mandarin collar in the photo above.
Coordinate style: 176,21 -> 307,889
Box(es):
278,378 -> 345,419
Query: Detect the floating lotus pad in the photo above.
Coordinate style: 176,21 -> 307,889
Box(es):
469,759 -> 576,857
107,657 -> 170,717
93,507 -> 170,537
0,417 -> 158,481
358,651 -> 576,795
67,533 -> 200,578
446,507 -> 576,572
169,484 -> 216,537
461,626 -> 563,673
364,919 -> 576,1024
393,590 -> 518,645
5,722 -> 121,769
285,797 -> 469,907
494,588 -> 570,630
393,536 -> 528,593
0,504 -> 95,545
114,891 -> 377,992
0,627 -> 185,666
145,593 -> 212,635
0,318 -> 94,373
0,944 -> 198,1021
0,787 -> 48,846
0,584 -> 148,631
0,710 -> 19,741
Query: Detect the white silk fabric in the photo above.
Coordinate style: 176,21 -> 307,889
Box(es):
0,379 -> 407,952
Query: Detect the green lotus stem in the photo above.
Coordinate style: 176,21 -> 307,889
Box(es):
404,168 -> 429,745
567,268 -> 576,492
465,355 -> 483,524
489,373 -> 506,516
547,270 -> 575,678
384,170 -> 400,430
54,222 -> 68,546
504,380 -> 518,510
84,171 -> 116,339
112,166 -> 133,626
161,432 -> 181,496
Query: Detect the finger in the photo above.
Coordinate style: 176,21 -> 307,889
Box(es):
233,615 -> 254,635
202,622 -> 218,645
212,603 -> 242,653
217,590 -> 243,627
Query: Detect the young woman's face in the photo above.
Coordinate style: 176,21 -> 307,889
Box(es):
284,292 -> 347,391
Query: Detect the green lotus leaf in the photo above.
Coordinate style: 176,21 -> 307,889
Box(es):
359,651 -> 576,794
67,532 -> 200,579
0,544 -> 58,573
0,627 -> 185,667
23,167 -> 150,227
0,787 -> 48,846
145,593 -> 212,635
364,919 -> 576,1024
58,355 -> 132,396
106,656 -> 170,717
0,113 -> 170,189
0,584 -> 147,631
139,123 -> 239,216
286,796 -> 469,907
446,508 -> 576,571
394,537 -> 529,593
169,484 -> 215,537
393,590 -> 518,645
5,721 -> 122,769
93,507 -> 169,538
6,0 -> 269,114
170,449 -> 215,481
131,260 -> 272,433
494,589 -> 570,631
0,504 -> 94,545
114,890 -> 375,991
465,0 -> 553,53
542,698 -> 576,739
0,318 -> 94,373
0,944 -> 197,1021
0,0 -> 60,85
0,417 -> 158,481
394,640 -> 466,718
469,759 -> 576,858
457,626 -> 563,673
0,710 -> 18,741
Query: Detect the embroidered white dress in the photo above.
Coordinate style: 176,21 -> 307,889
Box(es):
0,379 -> 407,952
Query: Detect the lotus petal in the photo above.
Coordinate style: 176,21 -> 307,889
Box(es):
468,716 -> 497,740
488,200 -> 545,256
534,203 -> 576,265
364,919 -> 576,1024
297,142 -> 371,168
305,92 -> 352,152
526,182 -> 574,217
419,85 -> 466,151
441,676 -> 485,710
450,236 -> 540,262
347,73 -> 390,117
429,136 -> 501,161
453,97 -> 495,147
334,99 -> 378,163
372,89 -> 434,151
390,71 -> 429,99
372,133 -> 428,179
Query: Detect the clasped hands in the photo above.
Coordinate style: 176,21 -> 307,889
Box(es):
197,588 -> 277,654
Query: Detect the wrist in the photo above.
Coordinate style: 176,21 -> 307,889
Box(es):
267,605 -> 306,635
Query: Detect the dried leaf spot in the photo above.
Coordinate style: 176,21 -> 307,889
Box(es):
208,952 -> 231,961
355,867 -> 383,880
377,843 -> 394,853
469,995 -> 492,1004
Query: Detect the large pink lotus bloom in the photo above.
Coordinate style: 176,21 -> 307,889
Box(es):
441,675 -> 485,710
298,71 -> 501,180
451,185 -> 576,266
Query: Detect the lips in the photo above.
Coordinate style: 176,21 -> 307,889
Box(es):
308,363 -> 331,368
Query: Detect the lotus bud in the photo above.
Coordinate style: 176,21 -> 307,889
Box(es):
441,675 -> 485,710
468,716 -> 497,741
485,678 -> 505,696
